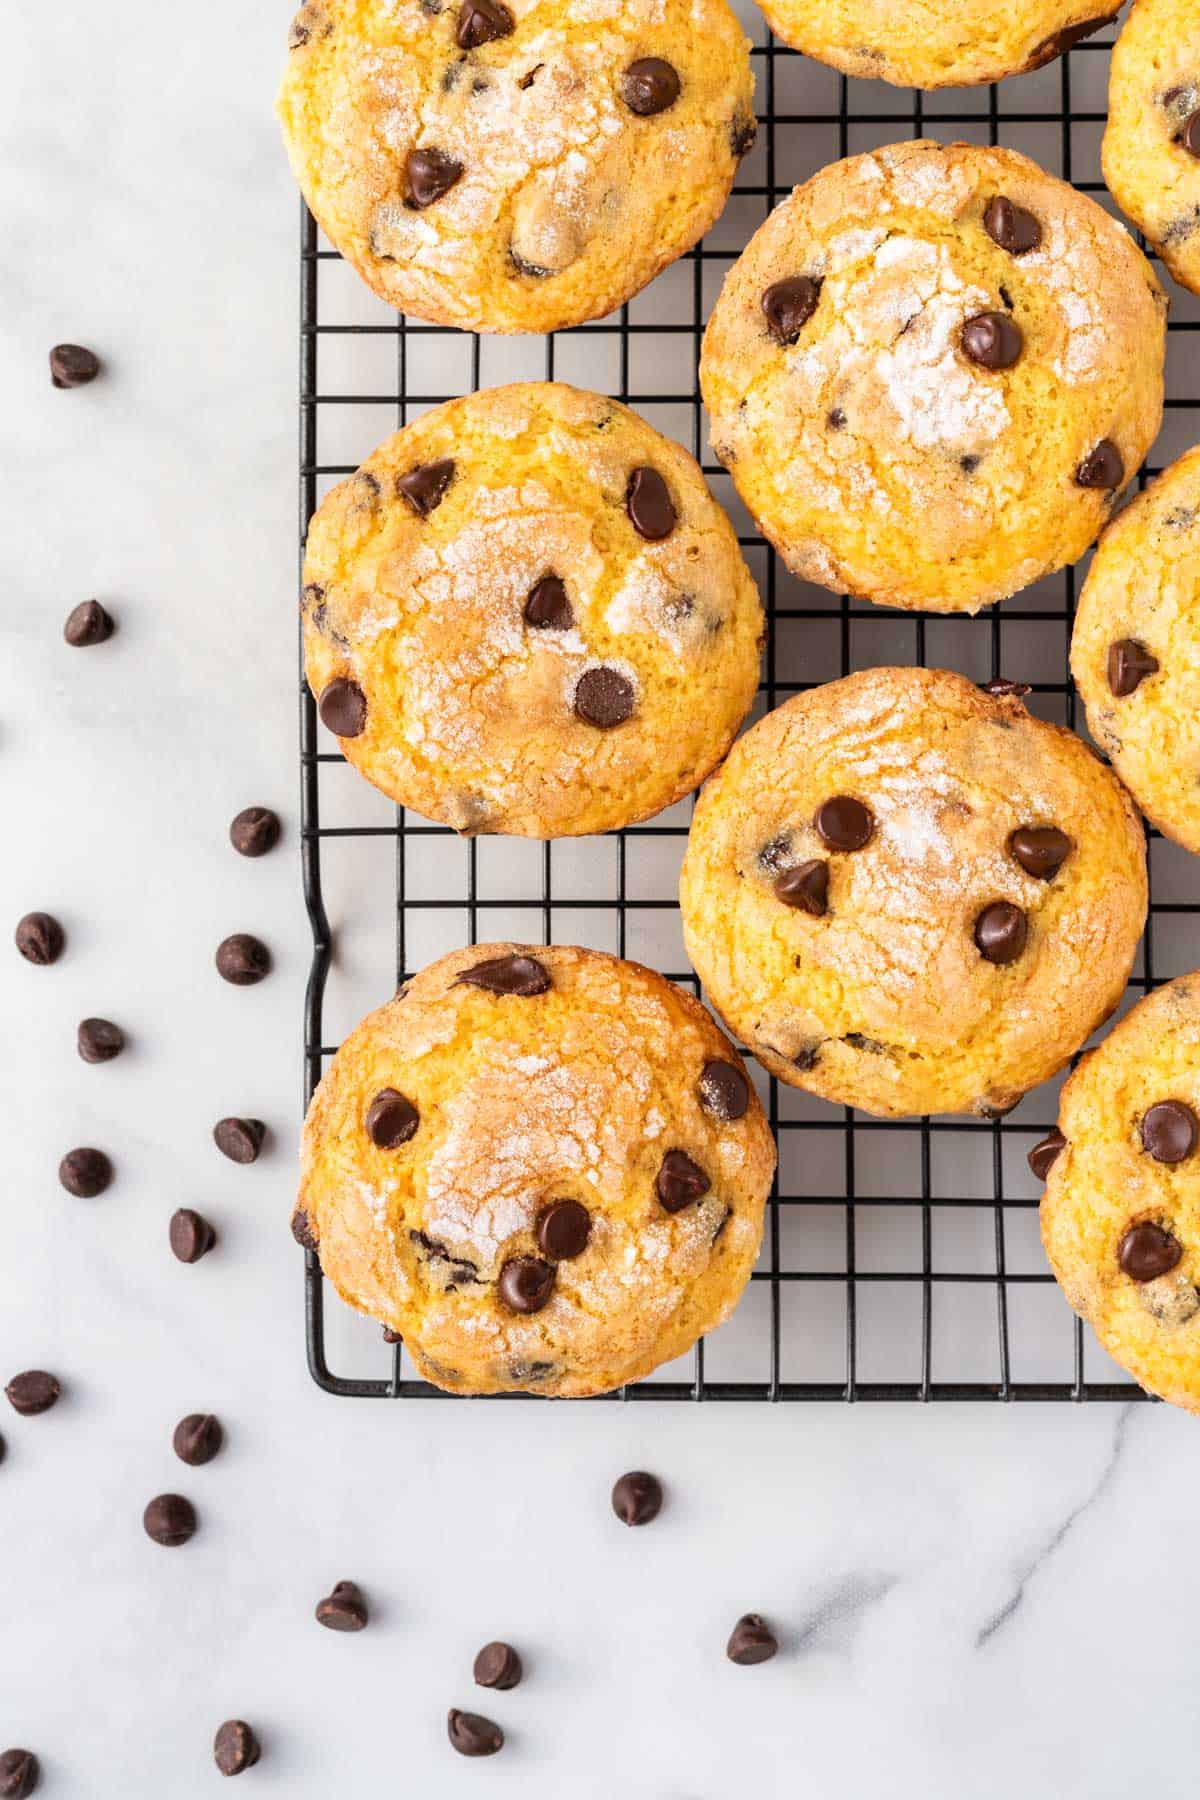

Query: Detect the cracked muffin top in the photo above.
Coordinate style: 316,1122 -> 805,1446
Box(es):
301,383 -> 763,838
1040,975 -> 1200,1414
294,943 -> 775,1396
679,666 -> 1147,1120
1104,0 -> 1200,298
1072,446 -> 1200,858
700,141 -> 1166,615
276,0 -> 755,333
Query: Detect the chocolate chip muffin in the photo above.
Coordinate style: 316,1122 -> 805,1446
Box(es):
679,667 -> 1147,1120
302,383 -> 763,837
277,0 -> 755,334
1040,974 -> 1200,1413
1072,447 -> 1200,857
295,944 -> 775,1396
753,0 -> 1117,89
1104,0 -> 1200,297
700,140 -> 1167,615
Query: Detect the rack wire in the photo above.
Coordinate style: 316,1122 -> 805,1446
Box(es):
300,19 -> 1200,1400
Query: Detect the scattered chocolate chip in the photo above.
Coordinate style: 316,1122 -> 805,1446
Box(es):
396,458 -> 456,516
1076,440 -> 1124,491
983,195 -> 1042,255
621,57 -> 680,115
575,665 -> 635,728
406,148 -> 463,208
291,1208 -> 318,1251
961,311 -> 1023,370
1107,638 -> 1159,697
611,1469 -> 663,1526
474,1642 -> 522,1690
793,1043 -> 821,1072
1141,1100 -> 1199,1164
63,598 -> 114,646
77,1017 -> 124,1064
318,676 -> 367,738
814,795 -> 874,852
625,465 -> 677,541
498,1255 -> 556,1314
0,1751 -> 39,1799
959,454 -> 981,474
1182,112 -> 1200,157
524,574 -> 573,629
983,677 -> 1031,698
216,933 -> 271,986
411,1231 -> 480,1286
827,407 -> 846,430
656,1148 -> 710,1213
143,1493 -> 197,1547
229,806 -> 281,858
974,901 -> 1027,965
517,62 -> 542,87
49,343 -> 100,388
774,859 -> 829,915
456,953 -> 552,996
58,1147 -> 112,1198
382,1326 -> 402,1344
1118,1222 -> 1183,1283
316,1580 -> 369,1632
698,1059 -> 749,1122
731,113 -> 757,157
761,276 -> 821,345
726,1613 -> 778,1665
213,1720 -> 260,1777
213,1117 -> 265,1164
15,912 -> 63,966
1026,12 -> 1111,68
1008,825 -> 1072,880
169,1208 -> 216,1264
1028,1127 -> 1065,1181
5,1372 -> 60,1417
447,1710 -> 503,1758
173,1413 -> 223,1466
536,1199 -> 591,1261
366,1088 -> 420,1148
456,0 -> 512,45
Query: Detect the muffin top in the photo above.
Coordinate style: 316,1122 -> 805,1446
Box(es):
1104,0 -> 1200,297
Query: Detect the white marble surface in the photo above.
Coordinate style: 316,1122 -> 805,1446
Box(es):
4,4 -> 1200,1795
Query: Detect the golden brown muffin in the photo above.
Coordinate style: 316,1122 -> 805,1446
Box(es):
294,944 -> 776,1396
1040,974 -> 1200,1414
700,140 -> 1167,615
679,667 -> 1147,1119
276,0 -> 755,333
1103,0 -> 1200,297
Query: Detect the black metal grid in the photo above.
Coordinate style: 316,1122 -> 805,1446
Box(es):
300,22 -> 1200,1400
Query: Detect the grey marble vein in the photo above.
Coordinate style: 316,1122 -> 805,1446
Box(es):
790,1572 -> 899,1657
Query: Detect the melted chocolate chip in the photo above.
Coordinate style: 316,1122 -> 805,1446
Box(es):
15,912 -> 63,965
229,805 -> 281,857
0,1750 -> 39,1797
960,454 -> 980,474
49,343 -> 100,388
828,408 -> 846,430
626,466 -> 677,539
1026,12 -> 1112,68
536,1199 -> 591,1261
611,1469 -> 663,1526
498,1255 -> 556,1313
406,148 -> 463,208
621,57 -> 680,115
291,1208 -> 318,1251
983,677 -> 1031,698
316,1580 -> 369,1632
1107,638 -> 1159,697
366,1088 -> 420,1148
396,458 -> 455,516
524,574 -> 572,629
1076,440 -> 1124,491
456,953 -> 552,995
170,1209 -> 216,1264
1009,825 -> 1072,880
656,1148 -> 710,1213
78,1017 -> 124,1063
1027,1127 -> 1065,1181
697,1059 -> 749,1122
961,311 -> 1023,370
64,599 -> 114,646
456,0 -> 513,45
761,276 -> 821,345
144,1493 -> 197,1547
575,666 -> 635,727
774,860 -> 829,915
318,677 -> 367,738
213,1117 -> 265,1164
731,114 -> 757,157
216,933 -> 271,986
983,195 -> 1042,254
974,902 -> 1028,965
474,1641 -> 522,1690
213,1721 -> 260,1777
5,1371 -> 60,1417
1183,111 -> 1200,158
815,795 -> 874,852
59,1147 -> 112,1197
1118,1222 -> 1183,1282
1141,1101 -> 1199,1164
173,1413 -> 223,1466
726,1613 -> 779,1665
447,1710 -> 504,1758
410,1231 -> 480,1285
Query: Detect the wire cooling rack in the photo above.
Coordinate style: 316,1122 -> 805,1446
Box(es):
299,16 -> 1200,1400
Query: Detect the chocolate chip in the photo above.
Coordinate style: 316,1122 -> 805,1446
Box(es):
456,0 -> 513,45
216,933 -> 271,985
15,912 -> 63,966
382,1326 -> 402,1344
213,1117 -> 266,1164
524,574 -> 573,629
1183,112 -> 1200,158
229,806 -> 281,857
536,1199 -> 591,1261
1118,1222 -> 1183,1282
396,458 -> 456,516
611,1469 -> 663,1526
1107,638 -> 1159,697
697,1059 -> 749,1122
63,598 -> 114,646
961,311 -> 1023,369
5,1372 -> 60,1417
774,859 -> 829,915
983,677 -> 1031,698
213,1721 -> 260,1776
291,1208 -> 318,1250
1027,1128 -> 1065,1180
960,454 -> 980,474
1027,12 -> 1111,67
143,1493 -> 197,1547
656,1148 -> 710,1213
406,148 -> 463,208
0,1751 -> 39,1798
814,795 -> 874,852
1008,826 -> 1072,880
456,953 -> 552,995
621,57 -> 680,115
474,1642 -> 522,1690
575,666 -> 635,727
726,1613 -> 778,1665
169,1208 -> 216,1264
316,1580 -> 369,1632
366,1088 -> 420,1148
974,901 -> 1027,964
173,1413 -> 223,1466
318,676 -> 367,738
447,1710 -> 504,1758
827,408 -> 846,430
626,466 -> 676,540
77,1017 -> 124,1063
498,1255 -> 556,1313
1141,1100 -> 1199,1164
1076,440 -> 1125,491
49,343 -> 100,388
761,276 -> 821,345
58,1147 -> 112,1197
731,114 -> 757,157
983,195 -> 1042,255
517,63 -> 542,87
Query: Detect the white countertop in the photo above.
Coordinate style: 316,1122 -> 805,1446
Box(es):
4,5 -> 1200,1795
